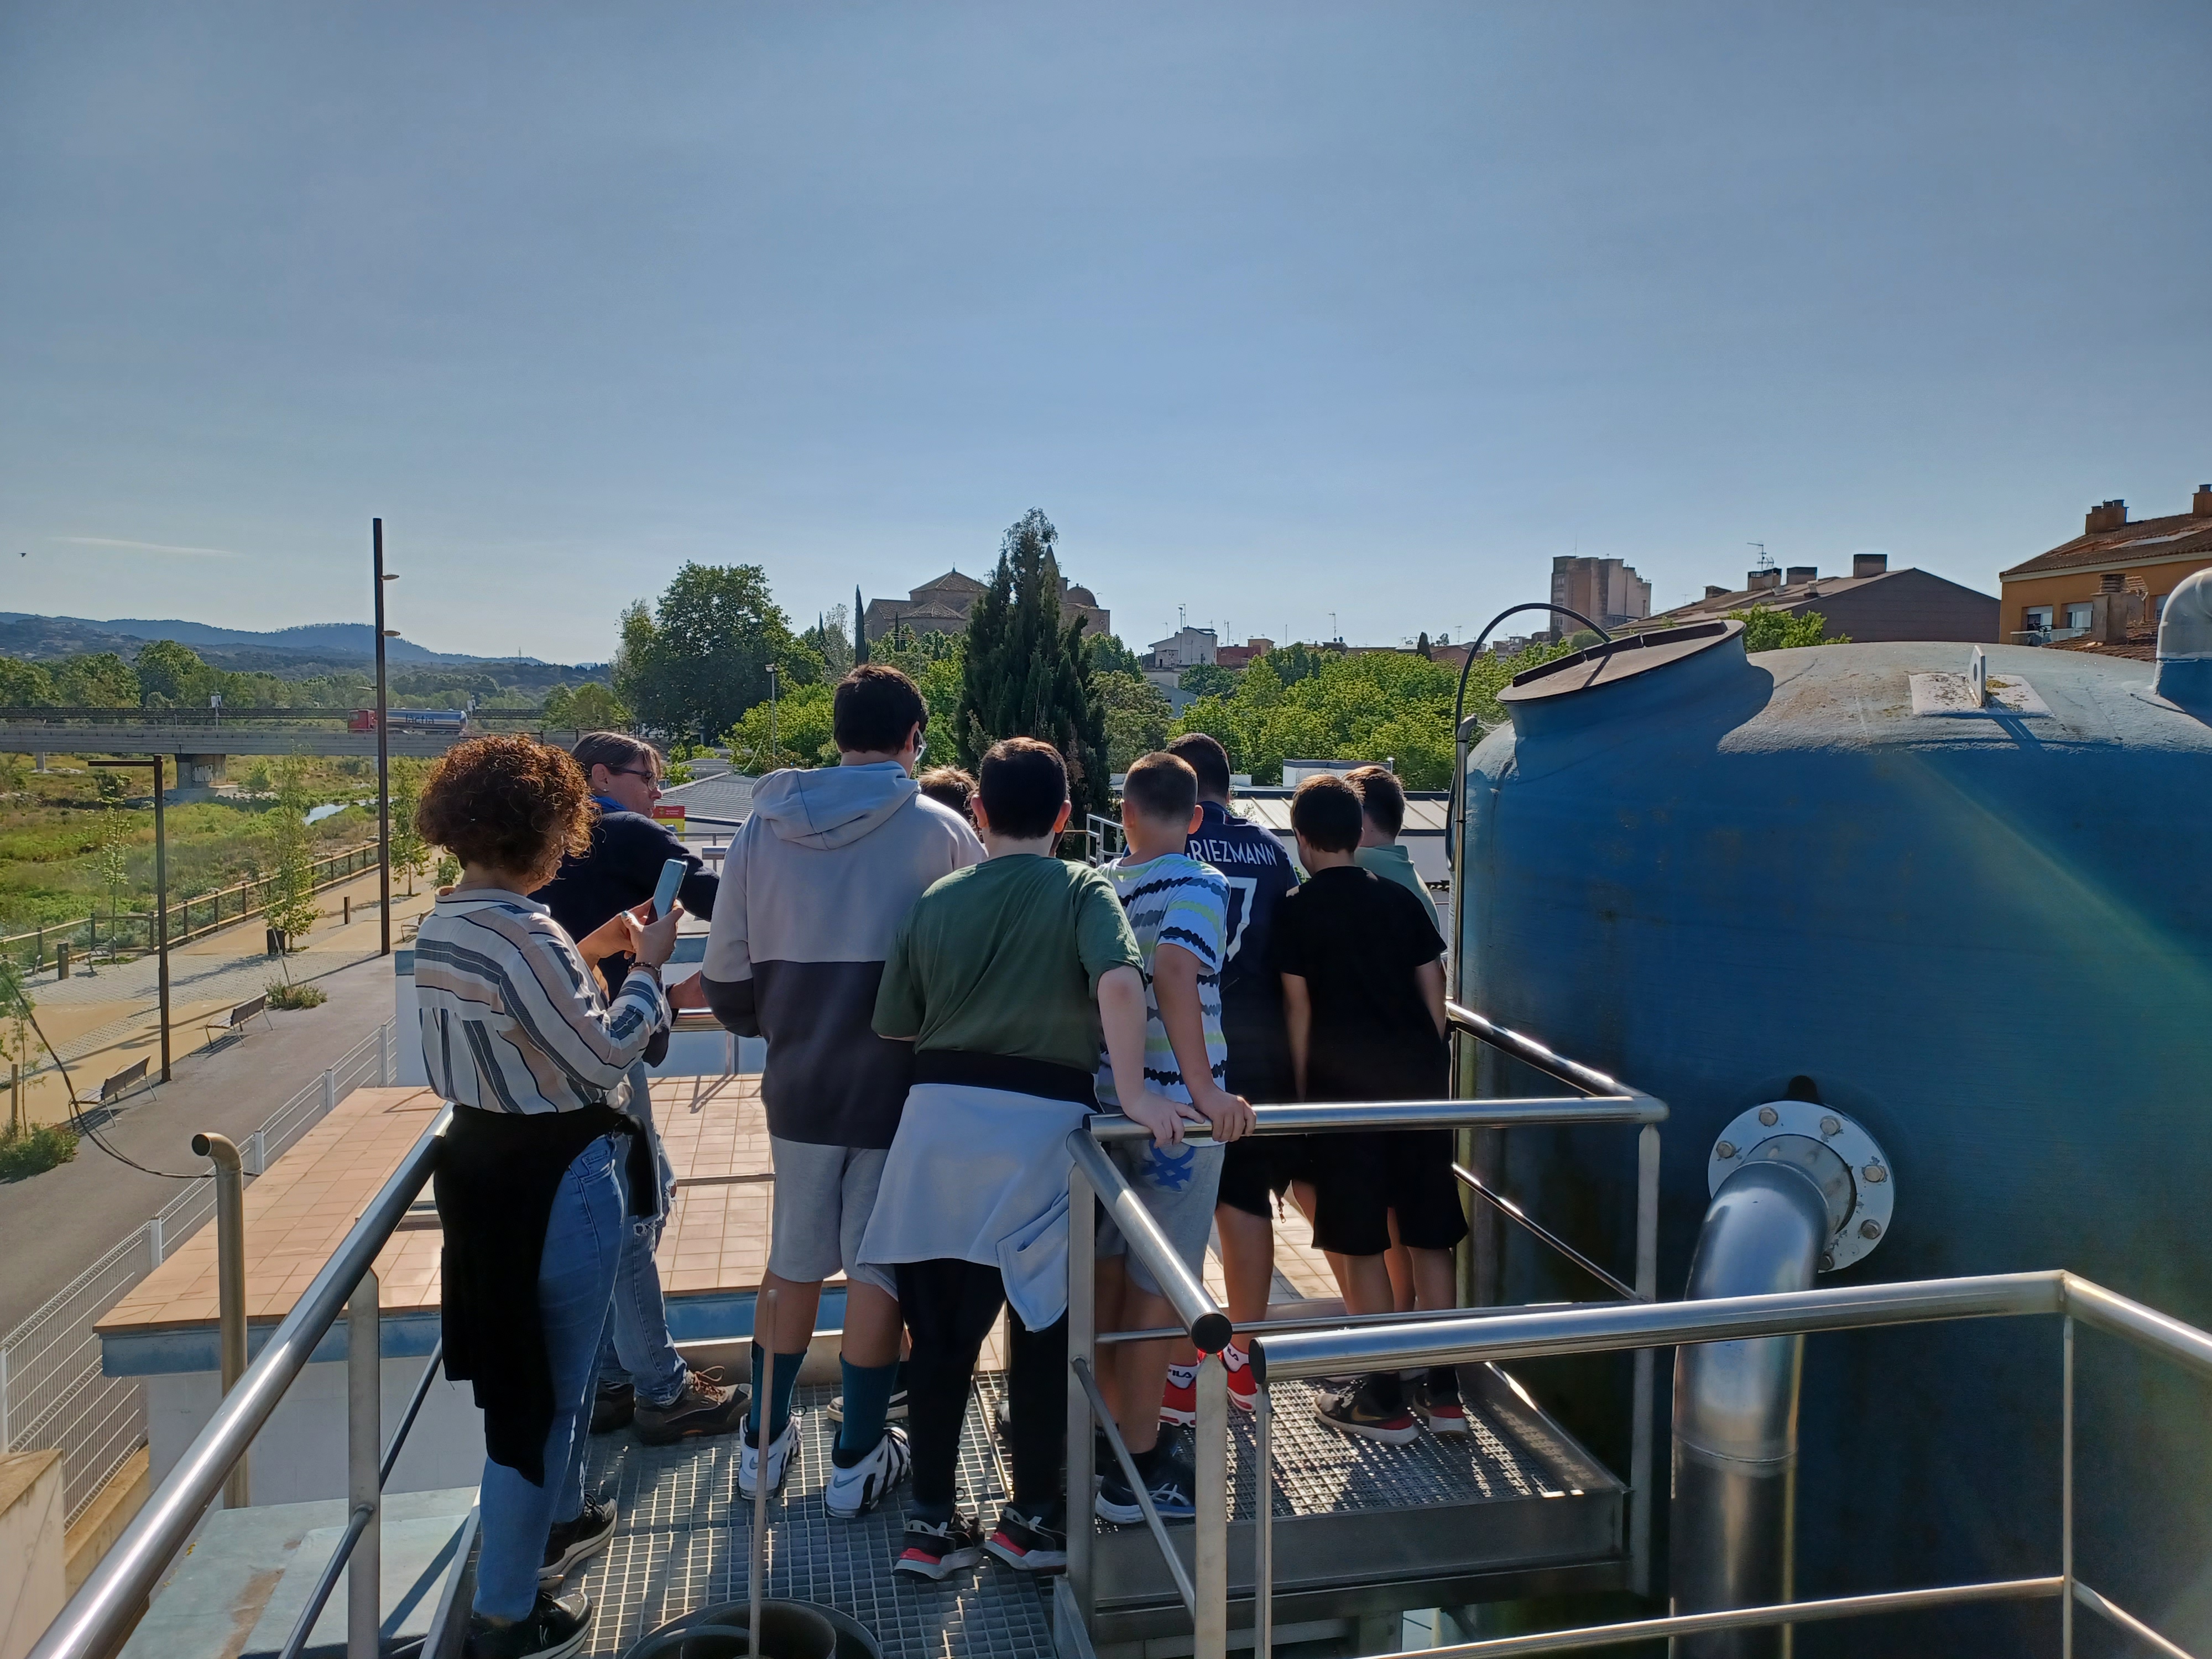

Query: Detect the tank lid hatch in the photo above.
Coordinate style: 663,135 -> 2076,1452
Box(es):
1501,619 -> 1742,706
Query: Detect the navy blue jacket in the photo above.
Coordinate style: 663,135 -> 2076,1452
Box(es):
1186,800 -> 1300,1103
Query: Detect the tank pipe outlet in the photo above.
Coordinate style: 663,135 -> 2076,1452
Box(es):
1670,1149 -> 1853,1659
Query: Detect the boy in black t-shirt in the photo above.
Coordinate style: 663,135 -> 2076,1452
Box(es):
1269,774 -> 1469,1442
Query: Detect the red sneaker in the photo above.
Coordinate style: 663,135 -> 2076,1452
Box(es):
1160,1371 -> 1197,1426
1223,1346 -> 1257,1413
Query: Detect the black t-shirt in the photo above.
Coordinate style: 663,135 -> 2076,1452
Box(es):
1268,865 -> 1447,1103
1185,801 -> 1301,1100
534,803 -> 718,987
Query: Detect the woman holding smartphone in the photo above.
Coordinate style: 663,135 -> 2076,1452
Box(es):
413,735 -> 680,1659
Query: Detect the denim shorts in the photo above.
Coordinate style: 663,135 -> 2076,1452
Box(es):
1094,1136 -> 1225,1297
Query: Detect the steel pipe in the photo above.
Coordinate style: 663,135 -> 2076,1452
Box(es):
1067,1131 -> 1230,1353
1451,1162 -> 1640,1301
191,1131 -> 251,1509
2073,1582 -> 2198,1659
1194,1355 -> 1228,1659
1072,1358 -> 1196,1615
347,1269 -> 380,1659
1094,1298 -> 1618,1348
1066,1160 -> 1097,1623
30,1108 -> 451,1659
1246,1272 -> 2067,1384
1084,1097 -> 1662,1140
1443,1001 -> 1660,1109
2061,1275 -> 2212,1382
1671,1159 -> 1846,1657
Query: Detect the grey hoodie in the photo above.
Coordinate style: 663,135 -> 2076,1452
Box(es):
702,763 -> 983,1147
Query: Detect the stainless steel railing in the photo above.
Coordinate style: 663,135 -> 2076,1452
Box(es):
28,1106 -> 453,1659
1246,1271 -> 2212,1659
1062,1014 -> 1670,1659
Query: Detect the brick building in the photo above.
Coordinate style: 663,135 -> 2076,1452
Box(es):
862,570 -> 1110,643
1998,488 -> 2212,644
1643,555 -> 1997,643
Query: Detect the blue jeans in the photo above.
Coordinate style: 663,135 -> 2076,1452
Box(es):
593,1064 -> 688,1408
474,1135 -> 625,1622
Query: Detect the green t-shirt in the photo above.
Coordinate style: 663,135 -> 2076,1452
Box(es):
1355,843 -> 1439,931
873,854 -> 1144,1073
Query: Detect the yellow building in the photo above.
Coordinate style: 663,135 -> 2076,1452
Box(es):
2000,487 -> 2212,643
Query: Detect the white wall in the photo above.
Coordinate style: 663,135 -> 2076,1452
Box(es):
0,1452 -> 65,1659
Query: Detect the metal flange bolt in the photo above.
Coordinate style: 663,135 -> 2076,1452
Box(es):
1707,1100 -> 1896,1273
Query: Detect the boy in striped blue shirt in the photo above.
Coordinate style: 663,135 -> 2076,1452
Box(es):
1092,752 -> 1256,1524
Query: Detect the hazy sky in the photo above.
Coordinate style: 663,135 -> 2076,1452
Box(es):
3,2 -> 2207,662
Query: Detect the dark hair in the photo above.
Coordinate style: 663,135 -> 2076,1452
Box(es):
1289,773 -> 1364,854
418,735 -> 593,878
1165,732 -> 1232,799
571,730 -> 660,782
978,737 -> 1067,840
916,765 -> 977,817
833,665 -> 928,754
1121,752 -> 1198,825
1345,764 -> 1405,838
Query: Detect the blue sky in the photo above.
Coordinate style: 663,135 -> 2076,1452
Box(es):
3,2 -> 2207,663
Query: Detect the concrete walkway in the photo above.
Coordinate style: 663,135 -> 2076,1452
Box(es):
0,941 -> 413,1336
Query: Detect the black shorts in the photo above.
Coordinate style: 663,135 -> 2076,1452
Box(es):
1310,1129 -> 1469,1258
1215,1134 -> 1319,1220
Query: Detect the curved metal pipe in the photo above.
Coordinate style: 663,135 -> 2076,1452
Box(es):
1671,1156 -> 1850,1658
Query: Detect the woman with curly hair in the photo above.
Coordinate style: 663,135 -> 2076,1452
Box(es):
413,735 -> 679,1659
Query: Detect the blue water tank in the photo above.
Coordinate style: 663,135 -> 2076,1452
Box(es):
1460,622 -> 2212,1648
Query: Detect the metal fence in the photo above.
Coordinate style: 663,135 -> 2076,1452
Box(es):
0,1019 -> 398,1525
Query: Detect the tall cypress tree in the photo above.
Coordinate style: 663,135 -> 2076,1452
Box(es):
854,585 -> 869,665
956,509 -> 1110,825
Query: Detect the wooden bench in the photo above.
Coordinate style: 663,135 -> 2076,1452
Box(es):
76,1057 -> 150,1109
202,994 -> 272,1051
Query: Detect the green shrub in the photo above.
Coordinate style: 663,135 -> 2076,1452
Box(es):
265,980 -> 328,1010
0,1121 -> 79,1180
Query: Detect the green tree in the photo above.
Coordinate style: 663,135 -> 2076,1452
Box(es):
135,639 -> 211,706
724,681 -> 836,771
389,758 -> 430,897
872,631 -> 965,730
55,653 -> 140,707
258,756 -> 322,958
1095,670 -> 1175,774
1259,641 -> 1333,688
804,604 -> 855,679
1178,662 -> 1238,700
955,510 -> 1111,822
96,807 -> 132,953
543,682 -> 632,731
0,658 -> 58,706
613,565 -> 821,744
1729,607 -> 1849,653
1085,633 -> 1145,676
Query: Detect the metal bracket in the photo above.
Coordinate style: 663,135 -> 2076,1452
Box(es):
1708,1100 -> 1895,1271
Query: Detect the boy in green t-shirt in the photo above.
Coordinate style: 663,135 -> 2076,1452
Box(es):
860,738 -> 1195,1581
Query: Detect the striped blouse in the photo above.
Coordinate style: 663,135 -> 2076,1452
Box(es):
414,889 -> 669,1115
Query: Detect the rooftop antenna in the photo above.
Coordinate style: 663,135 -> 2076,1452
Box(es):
1178,604 -> 1187,632
1749,542 -> 1772,570
1331,612 -> 1340,642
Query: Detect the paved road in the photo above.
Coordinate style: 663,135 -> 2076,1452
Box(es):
0,948 -> 406,1336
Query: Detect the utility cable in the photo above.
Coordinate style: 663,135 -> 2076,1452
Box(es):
13,992 -> 205,1180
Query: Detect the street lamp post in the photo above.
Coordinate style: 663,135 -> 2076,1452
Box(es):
373,520 -> 395,957
88,757 -> 169,1083
767,663 -> 779,768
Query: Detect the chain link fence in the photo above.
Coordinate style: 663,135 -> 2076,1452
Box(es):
0,1019 -> 398,1525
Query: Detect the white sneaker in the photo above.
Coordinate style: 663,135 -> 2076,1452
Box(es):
823,1424 -> 911,1519
737,1412 -> 800,1501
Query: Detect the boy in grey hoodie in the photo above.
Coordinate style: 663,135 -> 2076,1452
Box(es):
702,666 -> 983,1519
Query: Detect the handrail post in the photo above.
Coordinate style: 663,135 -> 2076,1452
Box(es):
1254,1382 -> 1274,1659
348,1269 -> 382,1659
1630,1122 -> 1659,1597
2060,1315 -> 2074,1659
1066,1157 -> 1097,1627
192,1131 -> 251,1508
1193,1354 -> 1228,1659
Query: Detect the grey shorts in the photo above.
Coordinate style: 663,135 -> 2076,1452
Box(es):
767,1137 -> 895,1296
1094,1137 -> 1225,1298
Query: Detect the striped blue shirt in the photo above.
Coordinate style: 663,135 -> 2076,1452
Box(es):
1093,853 -> 1230,1107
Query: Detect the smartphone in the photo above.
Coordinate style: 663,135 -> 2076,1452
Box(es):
649,857 -> 687,921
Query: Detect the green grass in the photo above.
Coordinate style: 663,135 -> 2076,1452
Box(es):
265,980 -> 328,1010
0,1121 -> 79,1181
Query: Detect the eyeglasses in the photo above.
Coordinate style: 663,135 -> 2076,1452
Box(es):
609,767 -> 660,786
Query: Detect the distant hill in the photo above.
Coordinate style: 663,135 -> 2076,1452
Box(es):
0,612 -> 547,667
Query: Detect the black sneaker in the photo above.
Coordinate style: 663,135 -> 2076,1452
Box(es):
1410,1373 -> 1470,1436
634,1371 -> 749,1446
825,1384 -> 909,1424
1314,1376 -> 1420,1445
985,1504 -> 1068,1573
1095,1449 -> 1197,1525
893,1514 -> 985,1580
539,1496 -> 616,1587
589,1380 -> 634,1436
466,1589 -> 589,1659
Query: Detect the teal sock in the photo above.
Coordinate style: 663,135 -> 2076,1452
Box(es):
747,1343 -> 806,1442
832,1357 -> 901,1467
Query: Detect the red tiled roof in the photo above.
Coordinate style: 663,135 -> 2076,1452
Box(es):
2000,513 -> 2212,581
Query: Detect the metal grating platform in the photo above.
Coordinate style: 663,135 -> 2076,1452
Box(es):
574,1383 -> 1055,1659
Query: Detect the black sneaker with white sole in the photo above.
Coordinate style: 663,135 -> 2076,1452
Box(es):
539,1496 -> 616,1586
894,1514 -> 986,1580
1095,1450 -> 1197,1525
1314,1375 -> 1421,1444
465,1589 -> 590,1659
985,1504 -> 1068,1573
823,1425 -> 911,1519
